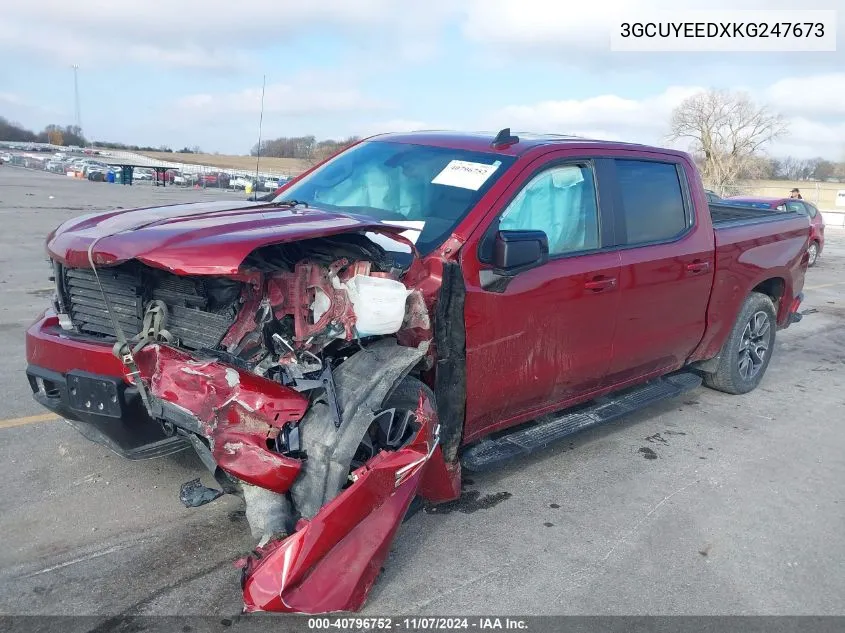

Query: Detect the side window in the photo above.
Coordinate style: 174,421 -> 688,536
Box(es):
615,159 -> 688,245
776,204 -> 787,211
498,164 -> 599,256
804,202 -> 818,218
786,201 -> 805,214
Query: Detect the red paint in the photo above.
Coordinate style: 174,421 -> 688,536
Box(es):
26,311 -> 126,377
132,345 -> 308,492
211,425 -> 301,494
241,415 -> 439,613
727,195 -> 825,260
131,345 -> 308,431
46,202 -> 411,275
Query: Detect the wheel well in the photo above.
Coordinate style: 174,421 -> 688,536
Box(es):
752,277 -> 785,307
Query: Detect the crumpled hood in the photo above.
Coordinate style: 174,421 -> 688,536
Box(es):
47,200 -> 411,275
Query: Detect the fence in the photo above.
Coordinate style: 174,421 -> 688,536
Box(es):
6,148 -> 294,193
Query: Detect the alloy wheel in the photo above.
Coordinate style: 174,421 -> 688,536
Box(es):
738,311 -> 771,380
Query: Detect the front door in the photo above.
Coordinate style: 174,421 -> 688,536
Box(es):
461,156 -> 621,443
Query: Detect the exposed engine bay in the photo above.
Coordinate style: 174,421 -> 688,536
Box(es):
50,231 -> 458,612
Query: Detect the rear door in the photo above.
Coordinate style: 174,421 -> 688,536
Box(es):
461,153 -> 621,441
604,156 -> 715,386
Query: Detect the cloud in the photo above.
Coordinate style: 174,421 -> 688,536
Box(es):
0,93 -> 27,106
0,92 -> 62,119
174,79 -> 389,119
481,80 -> 843,159
0,1 -> 457,70
358,119 -> 433,137
459,0 -> 844,70
462,0 -> 842,48
482,86 -> 705,142
771,117 -> 845,160
765,74 -> 845,117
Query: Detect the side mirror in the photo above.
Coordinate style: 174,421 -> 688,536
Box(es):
493,230 -> 549,272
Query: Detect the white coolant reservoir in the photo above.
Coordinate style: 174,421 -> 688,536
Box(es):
345,274 -> 410,337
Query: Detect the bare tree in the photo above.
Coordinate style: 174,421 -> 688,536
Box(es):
668,89 -> 788,195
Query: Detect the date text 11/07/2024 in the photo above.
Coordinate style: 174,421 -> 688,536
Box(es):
307,617 -> 529,630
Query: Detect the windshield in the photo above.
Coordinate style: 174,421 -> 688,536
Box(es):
274,140 -> 515,255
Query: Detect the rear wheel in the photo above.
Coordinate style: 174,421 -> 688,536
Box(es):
703,292 -> 777,395
807,241 -> 819,267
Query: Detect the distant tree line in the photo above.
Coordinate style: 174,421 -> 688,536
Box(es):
766,156 -> 843,182
0,117 -> 86,146
91,140 -> 178,152
250,135 -> 361,163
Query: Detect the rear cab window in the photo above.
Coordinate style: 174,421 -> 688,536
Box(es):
614,159 -> 690,245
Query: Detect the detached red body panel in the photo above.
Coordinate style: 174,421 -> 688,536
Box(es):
132,345 -> 309,493
241,428 -> 448,613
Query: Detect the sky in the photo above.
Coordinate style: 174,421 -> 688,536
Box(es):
0,0 -> 842,160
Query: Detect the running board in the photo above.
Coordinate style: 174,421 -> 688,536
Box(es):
460,372 -> 702,472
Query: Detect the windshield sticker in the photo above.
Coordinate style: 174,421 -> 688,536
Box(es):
431,160 -> 501,191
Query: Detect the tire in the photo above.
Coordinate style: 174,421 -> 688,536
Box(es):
349,375 -> 435,471
383,375 -> 435,412
807,241 -> 819,267
384,377 -> 434,524
703,292 -> 777,395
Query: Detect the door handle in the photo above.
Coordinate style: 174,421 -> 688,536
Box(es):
584,277 -> 617,291
686,261 -> 711,273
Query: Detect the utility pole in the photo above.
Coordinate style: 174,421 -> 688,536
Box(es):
72,64 -> 83,142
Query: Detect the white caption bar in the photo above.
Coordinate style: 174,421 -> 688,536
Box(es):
611,10 -> 837,52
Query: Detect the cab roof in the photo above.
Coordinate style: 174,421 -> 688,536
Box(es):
367,130 -> 690,159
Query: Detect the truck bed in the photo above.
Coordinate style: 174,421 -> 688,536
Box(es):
695,205 -> 809,363
710,202 -> 796,226
710,203 -> 800,229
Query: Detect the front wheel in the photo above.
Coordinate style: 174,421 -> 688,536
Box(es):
703,292 -> 777,395
807,241 -> 819,267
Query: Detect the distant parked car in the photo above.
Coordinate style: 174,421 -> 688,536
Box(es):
198,172 -> 231,188
134,169 -> 153,181
727,195 -> 825,267
230,176 -> 253,190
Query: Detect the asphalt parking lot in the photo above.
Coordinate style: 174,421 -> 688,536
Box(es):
1,166 -> 844,618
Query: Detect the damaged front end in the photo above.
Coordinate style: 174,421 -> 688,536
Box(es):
50,229 -> 460,613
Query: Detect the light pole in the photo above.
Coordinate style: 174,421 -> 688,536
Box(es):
72,64 -> 83,143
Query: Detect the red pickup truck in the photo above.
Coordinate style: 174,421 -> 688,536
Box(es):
26,130 -> 809,614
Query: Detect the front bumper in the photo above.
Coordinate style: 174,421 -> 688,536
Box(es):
25,310 -> 308,480
26,365 -> 190,459
25,311 -> 189,458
